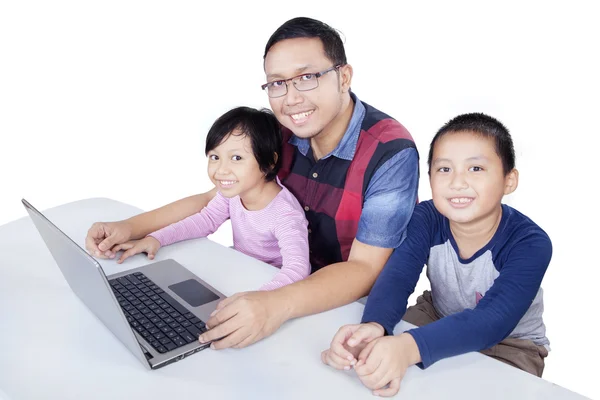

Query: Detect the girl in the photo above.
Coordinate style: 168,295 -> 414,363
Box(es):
114,107 -> 310,291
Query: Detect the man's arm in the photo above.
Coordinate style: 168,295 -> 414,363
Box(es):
274,239 -> 392,319
199,148 -> 419,348
86,187 -> 217,257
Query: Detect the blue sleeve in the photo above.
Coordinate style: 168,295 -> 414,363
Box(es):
407,230 -> 552,368
356,148 -> 419,248
361,201 -> 435,334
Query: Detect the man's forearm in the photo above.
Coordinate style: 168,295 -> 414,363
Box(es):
274,260 -> 381,320
126,189 -> 217,239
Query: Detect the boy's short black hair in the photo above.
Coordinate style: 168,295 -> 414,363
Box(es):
263,17 -> 347,66
427,113 -> 516,175
205,107 -> 282,182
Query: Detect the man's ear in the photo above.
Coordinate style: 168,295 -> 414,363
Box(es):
504,168 -> 519,195
340,64 -> 353,93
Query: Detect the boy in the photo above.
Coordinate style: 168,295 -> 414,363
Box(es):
322,113 -> 552,397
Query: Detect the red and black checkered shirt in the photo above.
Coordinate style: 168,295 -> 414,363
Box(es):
278,99 -> 417,272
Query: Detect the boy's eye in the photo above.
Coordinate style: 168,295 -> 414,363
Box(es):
469,166 -> 484,172
231,155 -> 242,161
437,167 -> 451,173
209,154 -> 219,161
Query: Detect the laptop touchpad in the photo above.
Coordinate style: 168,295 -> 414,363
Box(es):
168,279 -> 219,307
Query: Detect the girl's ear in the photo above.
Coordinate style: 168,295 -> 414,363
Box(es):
273,152 -> 279,165
504,168 -> 519,195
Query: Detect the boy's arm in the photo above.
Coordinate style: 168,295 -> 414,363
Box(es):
86,188 -> 218,257
360,202 -> 435,334
149,192 -> 230,246
407,231 -> 552,368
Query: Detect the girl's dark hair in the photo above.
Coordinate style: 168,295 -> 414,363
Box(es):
205,107 -> 282,181
427,113 -> 516,175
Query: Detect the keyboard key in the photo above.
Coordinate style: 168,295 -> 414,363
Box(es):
127,275 -> 142,285
173,337 -> 186,347
182,332 -> 196,343
158,293 -> 190,315
157,346 -> 167,353
164,342 -> 177,351
186,325 -> 201,338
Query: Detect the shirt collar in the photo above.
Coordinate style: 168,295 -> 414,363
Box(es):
288,92 -> 365,161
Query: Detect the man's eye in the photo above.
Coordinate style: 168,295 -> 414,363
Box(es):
270,80 -> 285,87
301,73 -> 316,81
437,167 -> 450,172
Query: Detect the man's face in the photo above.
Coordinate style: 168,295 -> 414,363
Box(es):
264,37 -> 347,139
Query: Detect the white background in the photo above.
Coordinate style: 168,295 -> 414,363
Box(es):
1,1 -> 598,398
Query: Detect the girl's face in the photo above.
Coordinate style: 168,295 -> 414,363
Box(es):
207,130 -> 267,202
429,131 -> 518,227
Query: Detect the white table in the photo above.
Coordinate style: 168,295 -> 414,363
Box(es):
0,198 -> 588,399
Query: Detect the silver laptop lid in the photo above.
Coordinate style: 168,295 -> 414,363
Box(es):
22,199 -> 151,369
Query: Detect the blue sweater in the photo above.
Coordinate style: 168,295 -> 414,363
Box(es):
361,200 -> 552,368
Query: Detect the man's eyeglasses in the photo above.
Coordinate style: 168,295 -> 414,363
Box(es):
261,65 -> 341,98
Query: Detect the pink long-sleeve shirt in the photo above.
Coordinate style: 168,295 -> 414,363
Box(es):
148,184 -> 310,290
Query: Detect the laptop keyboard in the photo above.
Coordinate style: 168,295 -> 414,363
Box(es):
109,272 -> 207,354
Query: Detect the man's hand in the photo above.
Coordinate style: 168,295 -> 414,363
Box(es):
85,221 -> 132,259
321,322 -> 385,370
112,236 -> 161,264
354,333 -> 421,397
198,291 -> 288,349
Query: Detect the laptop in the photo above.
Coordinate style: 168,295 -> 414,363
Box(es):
22,198 -> 227,369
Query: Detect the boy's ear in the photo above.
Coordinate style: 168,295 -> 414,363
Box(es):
504,168 -> 519,195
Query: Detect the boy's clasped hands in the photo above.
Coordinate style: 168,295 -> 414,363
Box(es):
321,322 -> 421,397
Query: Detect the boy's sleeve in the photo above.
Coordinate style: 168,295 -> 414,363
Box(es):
361,202 -> 435,334
259,206 -> 310,291
149,192 -> 231,246
406,230 -> 552,368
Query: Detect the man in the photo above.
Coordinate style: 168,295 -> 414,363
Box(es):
85,17 -> 419,349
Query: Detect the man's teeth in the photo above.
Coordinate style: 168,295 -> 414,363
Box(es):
450,198 -> 472,204
291,111 -> 313,120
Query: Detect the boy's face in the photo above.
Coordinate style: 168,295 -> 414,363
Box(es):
264,37 -> 349,140
429,131 -> 518,226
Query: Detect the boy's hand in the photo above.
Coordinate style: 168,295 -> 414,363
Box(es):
354,333 -> 421,397
113,236 -> 161,264
321,322 -> 385,371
